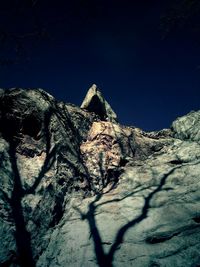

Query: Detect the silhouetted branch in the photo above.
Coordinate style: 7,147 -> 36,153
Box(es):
107,167 -> 179,262
74,194 -> 111,267
24,146 -> 57,195
8,138 -> 35,267
23,109 -> 57,195
0,107 -> 58,266
75,165 -> 182,267
160,0 -> 200,41
97,184 -> 156,208
39,93 -> 93,191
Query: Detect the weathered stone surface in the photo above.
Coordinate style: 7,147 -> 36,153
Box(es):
0,87 -> 200,267
80,121 -> 135,191
0,88 -> 98,266
37,138 -> 200,267
172,110 -> 200,142
81,84 -> 118,122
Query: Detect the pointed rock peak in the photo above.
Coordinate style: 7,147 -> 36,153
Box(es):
90,84 -> 98,93
81,84 -> 118,122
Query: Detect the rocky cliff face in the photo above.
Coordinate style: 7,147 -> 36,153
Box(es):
0,87 -> 200,267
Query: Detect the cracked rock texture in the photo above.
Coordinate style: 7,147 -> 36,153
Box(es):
0,87 -> 200,267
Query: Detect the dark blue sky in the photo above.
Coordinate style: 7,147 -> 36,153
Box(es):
0,0 -> 200,131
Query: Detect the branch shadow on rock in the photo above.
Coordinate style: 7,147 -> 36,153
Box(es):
1,108 -> 57,267
75,166 -> 181,267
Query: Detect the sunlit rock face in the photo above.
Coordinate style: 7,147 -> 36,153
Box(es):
81,84 -> 118,123
0,87 -> 200,267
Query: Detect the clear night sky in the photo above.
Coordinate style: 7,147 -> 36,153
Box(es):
0,0 -> 200,131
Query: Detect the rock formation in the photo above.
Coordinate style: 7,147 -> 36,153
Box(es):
0,87 -> 200,267
81,84 -> 118,122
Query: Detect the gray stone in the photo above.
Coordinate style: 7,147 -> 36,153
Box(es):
172,110 -> 200,142
81,84 -> 118,122
0,88 -> 200,267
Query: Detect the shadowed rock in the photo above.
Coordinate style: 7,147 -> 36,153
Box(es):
81,84 -> 118,123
